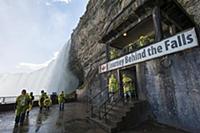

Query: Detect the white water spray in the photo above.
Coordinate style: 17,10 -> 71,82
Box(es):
0,40 -> 78,96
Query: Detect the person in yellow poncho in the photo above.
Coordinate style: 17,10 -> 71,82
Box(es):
139,35 -> 152,47
122,74 -> 135,103
26,92 -> 34,116
39,90 -> 46,112
43,92 -> 52,111
110,49 -> 118,60
58,91 -> 65,111
108,74 -> 119,102
14,89 -> 30,126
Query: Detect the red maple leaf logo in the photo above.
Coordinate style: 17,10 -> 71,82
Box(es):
102,65 -> 106,70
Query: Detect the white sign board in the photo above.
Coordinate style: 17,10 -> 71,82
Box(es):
99,28 -> 199,73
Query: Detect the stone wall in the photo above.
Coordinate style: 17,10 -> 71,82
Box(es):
137,47 -> 200,132
137,1 -> 200,132
69,0 -> 200,132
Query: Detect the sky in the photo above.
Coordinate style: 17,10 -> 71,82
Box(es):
0,0 -> 89,74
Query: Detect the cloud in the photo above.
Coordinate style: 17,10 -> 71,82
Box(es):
16,51 -> 59,72
53,0 -> 72,4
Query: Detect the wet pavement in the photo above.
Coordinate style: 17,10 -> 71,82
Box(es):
0,102 -> 187,133
0,102 -> 105,133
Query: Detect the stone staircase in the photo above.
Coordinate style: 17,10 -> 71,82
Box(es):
89,100 -> 149,133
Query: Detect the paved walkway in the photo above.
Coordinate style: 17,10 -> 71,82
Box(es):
0,102 -> 187,133
0,102 -> 105,133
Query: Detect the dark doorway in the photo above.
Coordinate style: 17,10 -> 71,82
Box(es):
119,66 -> 138,100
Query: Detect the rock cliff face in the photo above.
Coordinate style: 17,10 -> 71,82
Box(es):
70,0 -> 121,81
69,0 -> 200,132
69,0 -> 124,93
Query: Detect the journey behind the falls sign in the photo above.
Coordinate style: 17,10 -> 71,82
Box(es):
99,28 -> 199,73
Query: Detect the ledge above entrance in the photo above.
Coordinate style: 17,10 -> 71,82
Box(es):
99,0 -> 195,49
99,0 -> 152,46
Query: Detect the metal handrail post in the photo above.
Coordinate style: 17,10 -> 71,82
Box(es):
2,97 -> 5,104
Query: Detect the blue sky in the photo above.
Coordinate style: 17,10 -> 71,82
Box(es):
0,0 -> 88,73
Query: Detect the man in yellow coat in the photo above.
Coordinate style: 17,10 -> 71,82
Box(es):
58,91 -> 65,111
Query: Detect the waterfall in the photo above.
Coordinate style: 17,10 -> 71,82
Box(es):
0,40 -> 78,96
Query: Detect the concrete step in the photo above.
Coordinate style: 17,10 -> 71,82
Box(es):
89,117 -> 116,133
92,100 -> 138,119
104,116 -> 122,129
102,109 -> 128,120
89,100 -> 147,133
106,104 -> 130,113
89,105 -> 128,133
106,110 -> 125,120
108,100 -> 135,109
90,106 -> 132,132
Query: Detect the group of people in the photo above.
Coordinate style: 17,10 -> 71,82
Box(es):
108,73 -> 136,103
38,90 -> 52,112
14,89 -> 66,127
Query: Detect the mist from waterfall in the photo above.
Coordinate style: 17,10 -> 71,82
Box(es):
0,40 -> 78,97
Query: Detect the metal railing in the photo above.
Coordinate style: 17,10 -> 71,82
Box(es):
89,88 -> 123,121
99,92 -> 122,120
0,95 -> 40,104
88,88 -> 108,103
88,88 -> 108,117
